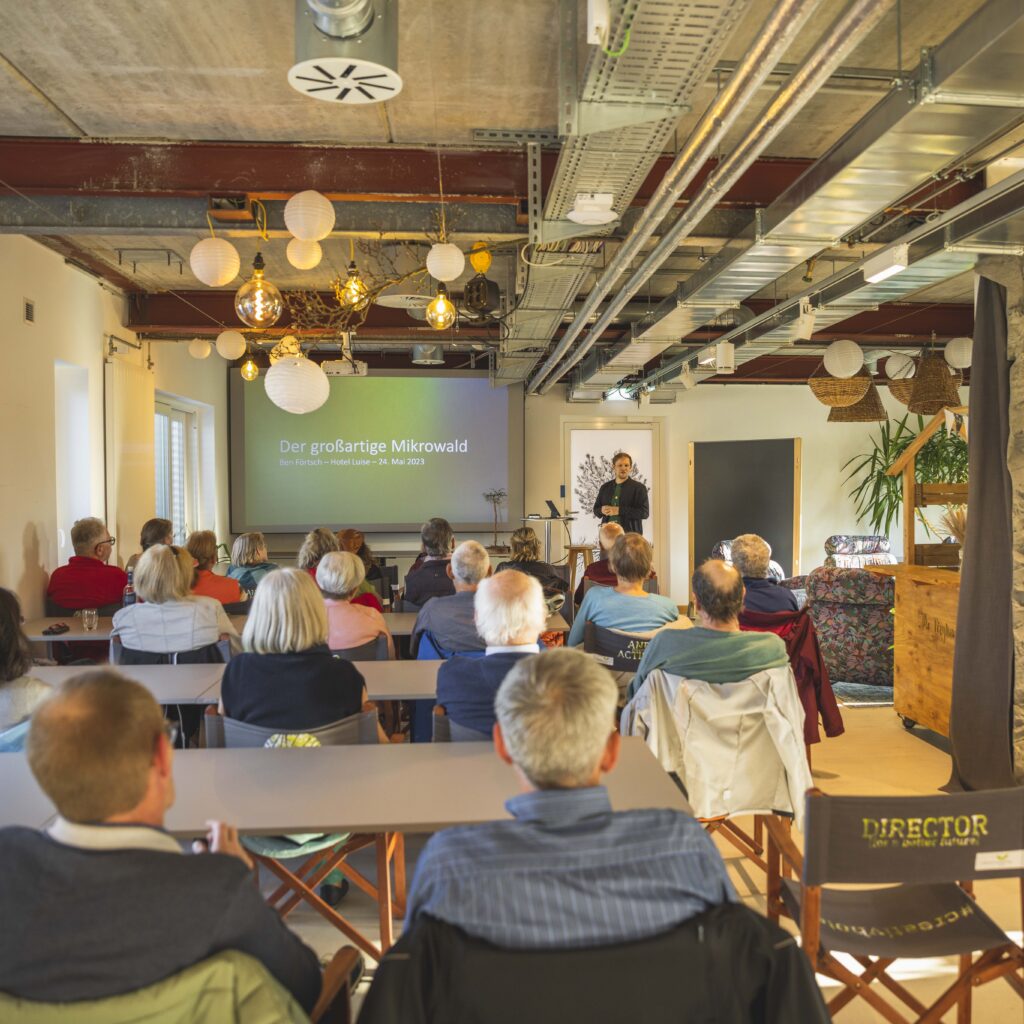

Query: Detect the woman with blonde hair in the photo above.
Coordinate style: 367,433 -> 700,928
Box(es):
186,530 -> 244,606
496,526 -> 568,601
296,527 -> 340,579
111,545 -> 240,658
219,568 -> 383,739
317,552 -> 394,658
227,532 -> 278,596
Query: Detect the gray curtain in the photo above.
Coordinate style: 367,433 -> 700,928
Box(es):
949,276 -> 1017,789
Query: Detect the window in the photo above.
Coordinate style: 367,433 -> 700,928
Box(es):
155,399 -> 198,543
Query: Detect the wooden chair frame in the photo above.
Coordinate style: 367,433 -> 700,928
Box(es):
313,945 -> 363,1024
764,808 -> 1024,1023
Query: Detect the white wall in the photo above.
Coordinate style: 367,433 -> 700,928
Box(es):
524,384 -> 917,598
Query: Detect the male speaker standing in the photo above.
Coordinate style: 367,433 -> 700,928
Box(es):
593,452 -> 649,536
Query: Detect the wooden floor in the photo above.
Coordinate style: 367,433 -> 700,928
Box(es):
276,707 -> 1021,1022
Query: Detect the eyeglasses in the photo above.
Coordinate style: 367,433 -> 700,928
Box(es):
95,536 -> 116,547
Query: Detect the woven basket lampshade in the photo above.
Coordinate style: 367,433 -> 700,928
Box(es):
888,356 -> 962,408
888,376 -> 916,406
808,364 -> 871,407
827,381 -> 887,422
908,353 -> 962,414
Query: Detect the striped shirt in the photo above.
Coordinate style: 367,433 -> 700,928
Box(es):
405,786 -> 735,949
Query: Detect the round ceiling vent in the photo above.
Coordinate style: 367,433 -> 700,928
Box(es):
374,292 -> 431,309
287,58 -> 403,104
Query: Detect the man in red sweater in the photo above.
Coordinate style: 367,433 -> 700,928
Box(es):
47,517 -> 128,611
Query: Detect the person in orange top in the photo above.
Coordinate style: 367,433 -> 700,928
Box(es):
185,531 -> 245,606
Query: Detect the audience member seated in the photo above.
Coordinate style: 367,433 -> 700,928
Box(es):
111,545 -> 241,657
46,516 -> 127,611
0,588 -> 50,732
125,517 -> 173,573
573,522 -> 624,604
411,540 -> 490,656
296,526 -> 340,579
436,570 -> 546,736
731,533 -> 799,614
568,533 -> 682,647
186,530 -> 245,606
317,552 -> 394,659
496,526 -> 569,602
404,517 -> 456,607
226,531 -> 279,596
628,559 -> 788,699
409,647 -> 734,946
0,670 -> 322,1011
337,528 -> 384,583
220,568 -> 385,741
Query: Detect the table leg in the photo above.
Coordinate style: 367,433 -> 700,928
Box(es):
375,832 -> 394,951
543,519 -> 553,562
393,833 -> 407,916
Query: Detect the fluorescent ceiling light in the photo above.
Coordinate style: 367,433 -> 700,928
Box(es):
863,243 -> 909,284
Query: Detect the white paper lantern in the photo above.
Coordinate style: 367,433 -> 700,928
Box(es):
284,190 -> 335,241
286,237 -> 323,270
944,336 -> 972,369
189,237 -> 240,287
215,330 -> 247,361
426,242 -> 465,283
884,353 -> 916,380
264,356 -> 330,414
823,339 -> 864,378
188,338 -> 212,360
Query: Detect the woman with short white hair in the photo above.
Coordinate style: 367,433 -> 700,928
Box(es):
316,552 -> 394,658
219,568 -> 383,736
111,545 -> 241,658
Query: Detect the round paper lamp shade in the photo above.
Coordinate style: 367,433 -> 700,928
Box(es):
944,336 -> 972,369
189,237 -> 240,287
264,356 -> 330,414
188,338 -> 212,360
426,242 -> 465,283
286,237 -> 323,270
215,330 -> 247,361
885,353 -> 916,380
823,339 -> 864,378
284,191 -> 335,241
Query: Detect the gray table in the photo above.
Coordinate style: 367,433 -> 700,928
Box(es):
382,611 -> 569,637
24,616 -> 247,643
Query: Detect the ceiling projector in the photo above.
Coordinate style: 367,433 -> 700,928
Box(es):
322,358 -> 368,377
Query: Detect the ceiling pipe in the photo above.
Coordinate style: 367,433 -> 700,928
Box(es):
524,0 -> 827,395
531,0 -> 896,394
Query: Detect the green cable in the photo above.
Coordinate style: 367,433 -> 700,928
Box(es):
602,24 -> 631,58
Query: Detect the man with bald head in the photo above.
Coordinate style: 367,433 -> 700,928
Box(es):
573,522 -> 624,604
627,559 -> 788,699
435,569 -> 548,736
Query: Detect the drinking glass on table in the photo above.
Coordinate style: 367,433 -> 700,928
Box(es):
81,608 -> 98,632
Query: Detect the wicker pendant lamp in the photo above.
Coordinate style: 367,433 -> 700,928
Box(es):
827,381 -> 886,422
807,364 -> 871,407
908,352 -> 961,414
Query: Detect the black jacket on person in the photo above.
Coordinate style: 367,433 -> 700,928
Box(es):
358,904 -> 830,1024
593,477 -> 649,535
404,558 -> 454,608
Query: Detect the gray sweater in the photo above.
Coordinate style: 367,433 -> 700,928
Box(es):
0,827 -> 321,1010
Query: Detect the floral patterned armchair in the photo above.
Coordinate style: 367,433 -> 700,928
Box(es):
801,567 -> 894,687
823,534 -> 897,569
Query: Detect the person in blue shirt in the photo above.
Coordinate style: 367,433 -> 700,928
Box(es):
435,569 -> 547,736
567,532 -> 683,647
408,647 -> 734,948
731,534 -> 799,614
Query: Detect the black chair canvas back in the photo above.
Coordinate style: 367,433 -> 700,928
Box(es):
432,707 -> 489,743
583,622 -> 651,672
802,788 -> 1024,887
209,709 -> 379,748
113,638 -> 228,665
331,634 -> 389,661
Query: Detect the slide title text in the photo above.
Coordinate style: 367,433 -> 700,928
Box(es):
281,438 -> 470,458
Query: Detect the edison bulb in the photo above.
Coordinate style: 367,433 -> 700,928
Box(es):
240,357 -> 259,382
425,284 -> 456,330
336,261 -> 369,311
234,252 -> 284,329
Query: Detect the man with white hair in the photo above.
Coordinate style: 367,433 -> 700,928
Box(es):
411,540 -> 492,656
434,569 -> 547,735
47,516 -> 128,610
408,648 -> 734,947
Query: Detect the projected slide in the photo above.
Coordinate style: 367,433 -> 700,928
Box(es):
230,373 -> 522,532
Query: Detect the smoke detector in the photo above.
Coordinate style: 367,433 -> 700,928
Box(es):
289,0 -> 403,105
566,193 -> 617,225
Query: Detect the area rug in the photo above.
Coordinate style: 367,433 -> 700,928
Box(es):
832,682 -> 894,707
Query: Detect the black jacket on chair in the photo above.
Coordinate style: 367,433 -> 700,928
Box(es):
593,477 -> 649,535
358,904 -> 830,1024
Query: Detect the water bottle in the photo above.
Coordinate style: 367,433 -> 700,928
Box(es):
122,568 -> 137,607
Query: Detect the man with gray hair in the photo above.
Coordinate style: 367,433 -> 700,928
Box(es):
434,569 -> 547,735
408,648 -> 734,948
47,516 -> 128,611
730,533 -> 798,613
411,540 -> 492,656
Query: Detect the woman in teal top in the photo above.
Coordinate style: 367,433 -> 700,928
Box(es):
568,533 -> 682,646
227,532 -> 279,597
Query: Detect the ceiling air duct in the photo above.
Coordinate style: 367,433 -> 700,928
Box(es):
412,344 -> 445,366
288,0 -> 402,105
